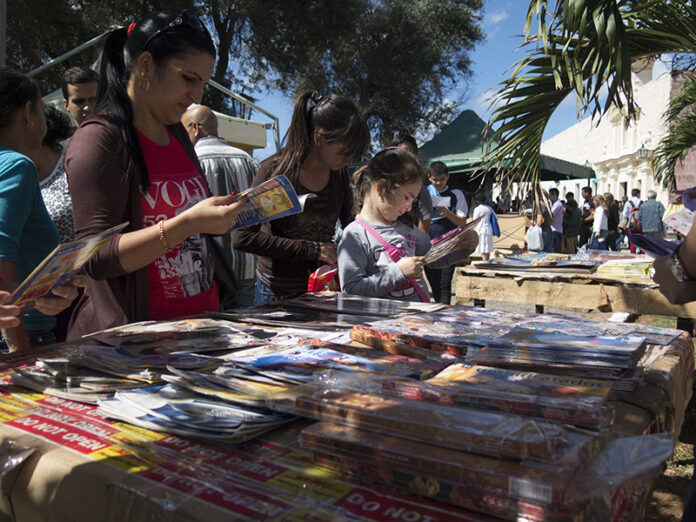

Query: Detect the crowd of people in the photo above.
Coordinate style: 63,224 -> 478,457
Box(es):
0,9 -> 690,354
518,185 -> 666,254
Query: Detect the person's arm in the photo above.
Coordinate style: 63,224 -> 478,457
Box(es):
414,227 -> 433,256
584,207 -> 595,222
653,213 -> 696,304
0,290 -> 20,330
0,260 -> 29,351
417,187 -> 433,235
437,207 -> 468,227
67,120 -> 246,276
233,165 -> 331,262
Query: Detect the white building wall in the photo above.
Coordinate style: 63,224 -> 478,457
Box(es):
539,66 -> 672,205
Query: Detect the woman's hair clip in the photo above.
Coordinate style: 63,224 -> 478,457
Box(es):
307,91 -> 333,116
306,91 -> 325,116
127,22 -> 137,37
376,146 -> 400,156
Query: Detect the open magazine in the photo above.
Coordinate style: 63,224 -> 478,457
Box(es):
231,175 -> 312,229
9,222 -> 128,309
423,216 -> 482,268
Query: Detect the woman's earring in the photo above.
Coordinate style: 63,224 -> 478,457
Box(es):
138,77 -> 150,92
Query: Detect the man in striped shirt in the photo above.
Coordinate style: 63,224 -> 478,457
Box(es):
182,105 -> 257,308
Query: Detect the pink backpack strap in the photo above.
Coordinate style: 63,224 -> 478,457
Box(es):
355,218 -> 430,302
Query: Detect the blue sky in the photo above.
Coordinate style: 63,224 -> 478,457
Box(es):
248,0 -> 667,161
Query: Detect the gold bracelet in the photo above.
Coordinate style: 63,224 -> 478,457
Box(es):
158,219 -> 172,252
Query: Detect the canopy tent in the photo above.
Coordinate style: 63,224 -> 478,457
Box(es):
419,110 -> 594,182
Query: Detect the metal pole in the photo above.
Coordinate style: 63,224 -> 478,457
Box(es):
27,30 -> 111,78
0,0 -> 6,67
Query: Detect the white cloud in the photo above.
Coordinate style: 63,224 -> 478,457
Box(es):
486,11 -> 509,27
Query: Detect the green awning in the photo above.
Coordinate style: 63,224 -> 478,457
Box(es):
418,110 -> 594,181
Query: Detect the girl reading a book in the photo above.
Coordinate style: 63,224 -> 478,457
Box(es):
64,11 -> 247,339
233,91 -> 370,304
0,69 -> 81,351
337,147 -> 432,302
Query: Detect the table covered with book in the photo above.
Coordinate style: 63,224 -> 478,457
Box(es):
457,252 -> 696,326
0,293 -> 691,521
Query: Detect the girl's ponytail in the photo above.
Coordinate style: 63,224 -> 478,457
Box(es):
352,165 -> 370,213
272,91 -> 315,181
94,26 -> 147,187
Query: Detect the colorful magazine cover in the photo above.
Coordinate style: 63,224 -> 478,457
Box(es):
225,342 -> 446,380
9,222 -> 128,309
423,216 -> 482,268
663,205 -> 694,236
231,174 -> 306,229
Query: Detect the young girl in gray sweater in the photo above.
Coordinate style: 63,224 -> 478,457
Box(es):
337,147 -> 432,302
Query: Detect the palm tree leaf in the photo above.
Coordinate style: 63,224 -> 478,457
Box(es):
482,0 -> 696,189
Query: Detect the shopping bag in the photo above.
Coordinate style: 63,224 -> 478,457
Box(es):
526,224 -> 543,251
490,212 -> 501,237
307,263 -> 341,292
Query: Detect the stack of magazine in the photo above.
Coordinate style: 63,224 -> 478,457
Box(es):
11,345 -> 222,402
474,256 -> 599,273
351,306 -> 654,377
97,384 -> 291,443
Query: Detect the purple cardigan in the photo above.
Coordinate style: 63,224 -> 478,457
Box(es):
64,116 -> 200,339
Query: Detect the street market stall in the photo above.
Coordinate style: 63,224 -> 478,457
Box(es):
0,294 -> 691,521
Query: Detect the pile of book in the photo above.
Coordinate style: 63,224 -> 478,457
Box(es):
474,255 -> 598,273
595,257 -> 654,280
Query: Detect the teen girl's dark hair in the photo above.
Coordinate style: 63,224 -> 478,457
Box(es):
94,11 -> 216,188
474,191 -> 487,205
272,91 -> 370,184
352,147 -> 424,215
0,67 -> 41,131
42,105 -> 72,151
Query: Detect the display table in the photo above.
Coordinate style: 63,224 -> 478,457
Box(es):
455,266 -> 696,331
0,313 -> 691,522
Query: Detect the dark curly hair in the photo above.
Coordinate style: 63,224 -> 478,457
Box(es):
42,105 -> 72,151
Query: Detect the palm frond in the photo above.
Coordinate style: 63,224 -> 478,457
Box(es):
653,74 -> 696,189
482,0 -> 696,188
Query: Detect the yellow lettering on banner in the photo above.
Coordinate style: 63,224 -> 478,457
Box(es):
0,410 -> 27,422
267,470 -> 353,503
0,394 -> 39,410
279,451 -> 340,479
110,423 -> 165,442
89,446 -> 152,473
14,392 -> 48,402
